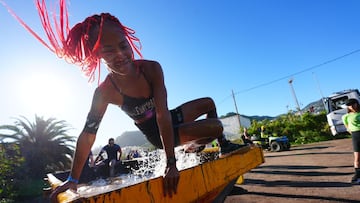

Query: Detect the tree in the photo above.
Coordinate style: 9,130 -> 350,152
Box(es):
0,143 -> 24,201
0,115 -> 76,178
246,111 -> 333,145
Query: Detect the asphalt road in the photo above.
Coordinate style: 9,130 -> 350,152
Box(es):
224,138 -> 360,203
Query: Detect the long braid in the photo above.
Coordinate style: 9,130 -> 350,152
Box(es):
2,0 -> 142,83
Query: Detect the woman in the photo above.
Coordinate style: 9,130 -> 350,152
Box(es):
3,0 -> 250,201
242,127 -> 253,144
342,98 -> 360,184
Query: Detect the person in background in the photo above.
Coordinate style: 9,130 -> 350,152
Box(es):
2,1 -> 250,201
342,98 -> 360,184
241,127 -> 253,144
94,138 -> 122,177
126,149 -> 141,160
132,150 -> 140,158
260,125 -> 267,138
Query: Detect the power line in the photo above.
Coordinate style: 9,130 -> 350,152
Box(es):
219,48 -> 360,104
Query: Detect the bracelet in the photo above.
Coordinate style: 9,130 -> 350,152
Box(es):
167,156 -> 177,166
67,175 -> 79,184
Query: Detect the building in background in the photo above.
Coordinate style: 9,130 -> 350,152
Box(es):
220,114 -> 251,140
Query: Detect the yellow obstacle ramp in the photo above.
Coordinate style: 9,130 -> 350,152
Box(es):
50,146 -> 264,203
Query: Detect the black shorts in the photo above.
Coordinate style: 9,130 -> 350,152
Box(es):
352,131 -> 360,152
135,107 -> 183,149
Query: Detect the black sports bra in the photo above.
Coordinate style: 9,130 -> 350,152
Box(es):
108,70 -> 155,123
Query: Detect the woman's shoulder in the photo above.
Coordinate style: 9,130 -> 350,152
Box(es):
135,59 -> 163,77
96,75 -> 111,92
135,59 -> 161,68
93,75 -> 115,100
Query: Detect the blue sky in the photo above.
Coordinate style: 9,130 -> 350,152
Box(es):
1,0 -> 359,148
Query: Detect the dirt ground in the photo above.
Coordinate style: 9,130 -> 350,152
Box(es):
224,138 -> 359,203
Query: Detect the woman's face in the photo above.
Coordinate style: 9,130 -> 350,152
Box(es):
98,22 -> 134,75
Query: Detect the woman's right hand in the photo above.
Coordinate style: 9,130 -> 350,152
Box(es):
49,181 -> 77,203
163,164 -> 180,197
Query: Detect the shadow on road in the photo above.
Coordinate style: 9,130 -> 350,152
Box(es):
257,165 -> 352,170
289,146 -> 330,151
250,170 -> 353,177
257,165 -> 327,170
232,190 -> 360,203
248,164 -> 353,186
245,178 -> 353,188
227,139 -> 358,203
265,151 -> 352,158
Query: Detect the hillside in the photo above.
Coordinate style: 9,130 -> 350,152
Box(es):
301,99 -> 326,113
244,115 -> 275,121
115,131 -> 153,148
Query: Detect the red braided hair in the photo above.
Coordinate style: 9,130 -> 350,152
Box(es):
2,0 -> 142,83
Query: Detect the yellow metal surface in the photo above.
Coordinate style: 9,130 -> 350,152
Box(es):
51,146 -> 264,203
202,146 -> 219,153
236,175 -> 244,185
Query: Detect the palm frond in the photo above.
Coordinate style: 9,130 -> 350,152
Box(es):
0,115 -> 76,178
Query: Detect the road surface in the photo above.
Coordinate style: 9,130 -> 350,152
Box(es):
224,138 -> 359,203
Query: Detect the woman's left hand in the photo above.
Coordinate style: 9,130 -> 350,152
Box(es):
163,165 -> 180,197
49,180 -> 77,203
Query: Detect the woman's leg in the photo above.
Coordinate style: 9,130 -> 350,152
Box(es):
175,97 -> 223,144
175,97 -> 250,157
179,97 -> 219,122
354,152 -> 359,168
351,131 -> 360,183
177,119 -> 223,144
353,152 -> 360,183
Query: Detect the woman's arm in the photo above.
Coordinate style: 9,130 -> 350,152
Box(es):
70,86 -> 108,180
147,61 -> 175,160
145,61 -> 179,196
50,85 -> 108,202
342,114 -> 350,133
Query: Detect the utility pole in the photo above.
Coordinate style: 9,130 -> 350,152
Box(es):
312,72 -> 327,110
232,90 -> 242,129
288,78 -> 302,115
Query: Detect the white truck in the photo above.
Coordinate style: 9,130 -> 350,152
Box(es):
324,89 -> 360,136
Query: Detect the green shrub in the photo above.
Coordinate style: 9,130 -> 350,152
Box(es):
247,111 -> 333,145
0,144 -> 24,201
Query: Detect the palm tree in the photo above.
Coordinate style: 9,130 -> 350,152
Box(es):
0,115 -> 76,178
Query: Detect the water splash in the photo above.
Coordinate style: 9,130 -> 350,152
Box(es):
70,146 -> 208,201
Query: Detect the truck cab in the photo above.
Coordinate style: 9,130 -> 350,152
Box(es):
324,89 -> 360,136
